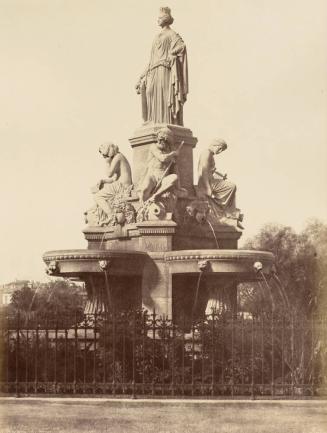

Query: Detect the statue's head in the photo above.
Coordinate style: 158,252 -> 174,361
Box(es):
158,6 -> 174,27
99,142 -> 119,158
157,127 -> 174,148
209,138 -> 227,155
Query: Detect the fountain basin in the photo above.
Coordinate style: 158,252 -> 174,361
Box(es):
165,249 -> 274,281
43,248 -> 274,317
43,249 -> 147,278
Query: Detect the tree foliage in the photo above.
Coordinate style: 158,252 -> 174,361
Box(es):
11,285 -> 38,313
8,278 -> 86,320
241,219 -> 327,316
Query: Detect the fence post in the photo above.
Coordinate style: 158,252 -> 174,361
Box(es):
6,315 -> 10,393
73,312 -> 77,394
45,317 -> 49,394
311,315 -> 315,397
161,315 -> 166,397
83,315 -> 87,394
240,313 -> 244,395
151,310 -> 156,396
25,326 -> 29,394
93,313 -> 97,395
182,314 -> 185,397
280,315 -> 284,396
251,315 -> 255,400
291,313 -> 295,398
102,311 -> 107,394
271,311 -> 275,397
171,318 -> 175,397
142,311 -> 147,396
112,311 -> 116,396
260,314 -> 264,396
132,310 -> 136,399
221,314 -> 225,396
191,319 -> 195,397
231,312 -> 235,398
211,311 -> 215,397
34,313 -> 39,394
54,317 -> 58,394
15,312 -> 20,397
201,316 -> 205,396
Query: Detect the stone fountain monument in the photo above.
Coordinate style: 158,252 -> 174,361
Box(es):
43,7 -> 274,323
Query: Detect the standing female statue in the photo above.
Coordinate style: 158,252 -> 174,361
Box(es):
136,7 -> 188,126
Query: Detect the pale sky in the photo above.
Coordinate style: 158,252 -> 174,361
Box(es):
1,0 -> 326,283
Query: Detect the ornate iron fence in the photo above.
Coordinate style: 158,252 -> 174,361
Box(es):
1,311 -> 326,398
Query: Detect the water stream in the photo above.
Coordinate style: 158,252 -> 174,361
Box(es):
206,220 -> 220,249
23,287 -> 39,326
104,269 -> 113,311
259,270 -> 276,311
271,272 -> 290,309
192,271 -> 203,318
257,269 -> 291,312
99,229 -> 110,249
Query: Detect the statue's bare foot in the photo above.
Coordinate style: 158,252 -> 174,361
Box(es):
237,220 -> 244,230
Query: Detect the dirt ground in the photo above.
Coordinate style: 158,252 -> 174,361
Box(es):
0,398 -> 326,433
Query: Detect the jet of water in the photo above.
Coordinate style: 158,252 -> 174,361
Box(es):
206,220 -> 220,249
104,269 -> 113,312
192,272 -> 203,318
259,270 -> 276,311
271,272 -> 290,310
99,230 -> 109,249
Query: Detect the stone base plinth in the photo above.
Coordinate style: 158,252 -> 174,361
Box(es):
174,224 -> 242,250
129,123 -> 197,195
174,196 -> 242,249
136,220 -> 177,252
83,224 -> 140,251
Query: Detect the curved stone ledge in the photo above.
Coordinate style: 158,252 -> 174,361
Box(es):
43,249 -> 148,277
43,248 -> 274,282
164,249 -> 274,280
165,249 -> 274,262
43,249 -> 147,262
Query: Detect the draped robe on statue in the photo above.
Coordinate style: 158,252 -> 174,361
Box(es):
143,29 -> 188,125
197,149 -> 240,221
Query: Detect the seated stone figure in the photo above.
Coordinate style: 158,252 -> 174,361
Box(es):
85,142 -> 134,227
137,127 -> 184,221
197,138 -> 243,229
138,127 -> 180,203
